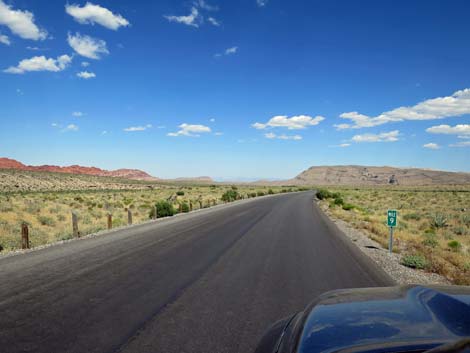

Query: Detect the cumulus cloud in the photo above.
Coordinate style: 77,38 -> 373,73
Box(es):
72,111 -> 83,117
0,0 -> 47,40
426,124 -> 470,138
77,71 -> 96,79
423,143 -> 440,150
337,88 -> 470,129
63,124 -> 79,132
167,123 -> 211,137
264,132 -> 302,140
164,7 -> 201,28
449,141 -> 470,147
67,32 -> 108,59
253,115 -> 325,130
123,124 -> 152,132
0,32 -> 9,45
65,2 -> 129,30
257,0 -> 269,7
81,61 -> 90,67
4,55 -> 72,74
351,130 -> 400,143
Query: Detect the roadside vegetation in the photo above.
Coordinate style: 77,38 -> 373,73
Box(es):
0,184 -> 309,253
316,186 -> 470,284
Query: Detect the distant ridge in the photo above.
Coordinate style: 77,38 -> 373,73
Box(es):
0,157 -> 158,181
284,165 -> 470,186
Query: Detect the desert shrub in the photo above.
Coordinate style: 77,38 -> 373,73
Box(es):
57,214 -> 66,222
250,192 -> 257,198
149,200 -> 175,219
460,214 -> 470,227
342,203 -> 355,211
453,226 -> 467,236
401,254 -> 427,269
257,191 -> 265,197
447,240 -> 462,252
316,189 -> 332,200
268,189 -> 274,195
181,202 -> 190,213
422,233 -> 438,248
403,213 -> 421,221
222,190 -> 239,202
430,213 -> 447,228
176,191 -> 185,196
231,186 -> 238,190
334,197 -> 344,206
37,215 -> 55,226
0,202 -> 13,212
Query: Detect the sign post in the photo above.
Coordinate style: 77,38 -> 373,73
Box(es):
387,210 -> 397,253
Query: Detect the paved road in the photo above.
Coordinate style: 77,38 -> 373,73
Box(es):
0,191 -> 394,353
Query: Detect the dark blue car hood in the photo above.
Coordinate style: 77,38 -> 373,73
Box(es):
297,285 -> 470,353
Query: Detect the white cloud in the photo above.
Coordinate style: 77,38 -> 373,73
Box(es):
257,0 -> 269,7
81,61 -> 90,67
67,32 -> 108,59
338,88 -> 470,129
264,132 -> 302,140
77,71 -> 96,79
4,55 -> 72,74
164,7 -> 201,28
0,0 -> 47,40
209,118 -> 215,122
123,124 -> 152,132
426,124 -> 470,138
423,143 -> 440,150
167,123 -> 211,137
26,46 -> 42,50
449,141 -> 470,147
72,111 -> 84,117
339,143 -> 351,147
195,0 -> 218,11
63,124 -> 79,132
225,46 -> 237,55
65,2 -> 129,30
252,115 -> 325,130
214,131 -> 223,136
207,17 -> 220,26
0,32 -> 9,45
351,130 -> 400,143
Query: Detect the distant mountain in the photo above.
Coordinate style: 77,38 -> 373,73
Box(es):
0,157 -> 158,181
285,165 -> 470,186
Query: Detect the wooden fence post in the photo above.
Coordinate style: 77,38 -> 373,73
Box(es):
154,205 -> 158,219
107,213 -> 112,229
199,201 -> 203,209
179,203 -> 183,213
189,201 -> 193,211
21,222 -> 29,249
72,212 -> 79,238
127,209 -> 132,225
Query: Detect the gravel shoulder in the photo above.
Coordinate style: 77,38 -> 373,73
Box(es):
316,200 -> 450,285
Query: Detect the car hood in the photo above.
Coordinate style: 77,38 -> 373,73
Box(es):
296,285 -> 470,353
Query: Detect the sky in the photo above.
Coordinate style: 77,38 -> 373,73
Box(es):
0,0 -> 469,180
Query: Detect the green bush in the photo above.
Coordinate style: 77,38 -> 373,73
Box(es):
149,200 -> 175,219
403,213 -> 421,221
268,189 -> 274,195
222,190 -> 239,202
401,254 -> 427,269
342,203 -> 355,211
37,215 -> 55,226
257,191 -> 265,197
334,197 -> 344,206
250,192 -> 257,198
448,240 -> 462,252
422,233 -> 438,248
176,191 -> 185,196
316,189 -> 332,200
181,202 -> 190,213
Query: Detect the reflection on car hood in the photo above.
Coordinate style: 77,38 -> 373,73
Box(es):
297,285 -> 470,353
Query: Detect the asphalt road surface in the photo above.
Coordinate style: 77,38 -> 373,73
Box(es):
0,191 -> 394,353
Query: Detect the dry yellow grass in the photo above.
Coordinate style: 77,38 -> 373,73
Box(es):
0,185 -> 300,253
317,186 -> 470,284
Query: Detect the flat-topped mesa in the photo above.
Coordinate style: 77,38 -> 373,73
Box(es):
289,165 -> 470,186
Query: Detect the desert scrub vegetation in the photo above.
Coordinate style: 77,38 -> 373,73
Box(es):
317,186 -> 470,284
0,184 -> 307,253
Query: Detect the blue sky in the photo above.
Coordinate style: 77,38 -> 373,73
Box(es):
0,0 -> 469,180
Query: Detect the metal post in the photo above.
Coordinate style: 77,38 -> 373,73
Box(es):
21,222 -> 29,249
389,227 -> 393,253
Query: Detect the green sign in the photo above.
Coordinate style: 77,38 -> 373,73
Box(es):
387,210 -> 397,227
